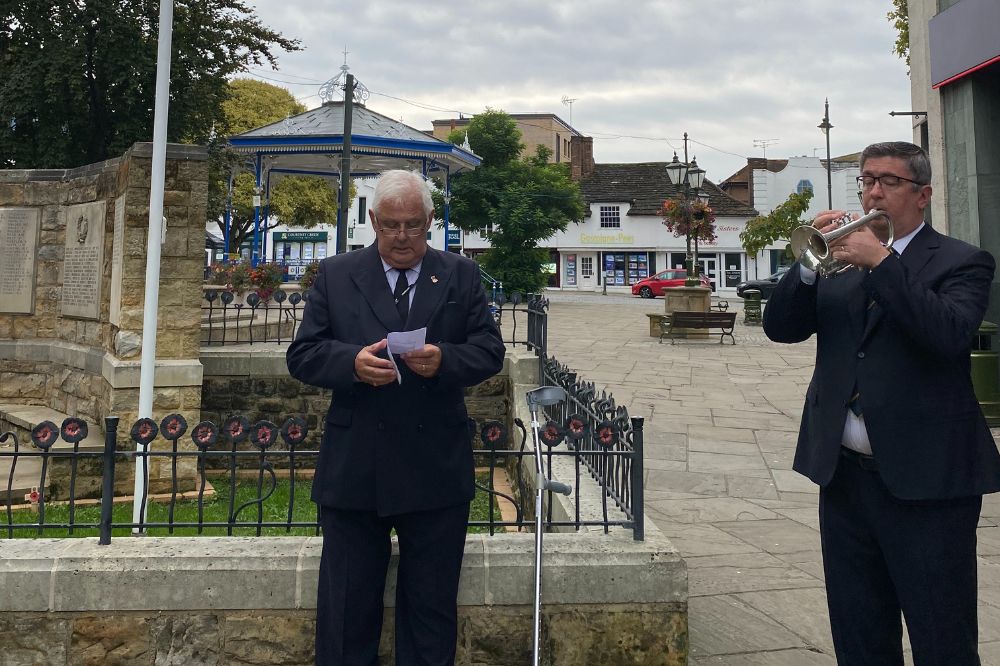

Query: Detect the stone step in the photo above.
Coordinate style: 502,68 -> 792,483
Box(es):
0,405 -> 104,504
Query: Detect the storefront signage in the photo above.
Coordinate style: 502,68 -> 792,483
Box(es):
447,228 -> 462,246
581,232 -> 635,245
565,254 -> 577,286
273,231 -> 328,242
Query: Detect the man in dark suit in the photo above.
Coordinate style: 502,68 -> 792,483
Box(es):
764,142 -> 1000,665
287,170 -> 505,665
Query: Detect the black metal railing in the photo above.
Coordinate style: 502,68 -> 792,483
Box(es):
201,288 -> 307,346
538,356 -> 645,541
2,407 -> 642,543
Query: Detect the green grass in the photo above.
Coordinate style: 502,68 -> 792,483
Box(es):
3,473 -> 503,538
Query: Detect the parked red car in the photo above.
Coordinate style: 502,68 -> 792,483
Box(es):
631,269 -> 710,298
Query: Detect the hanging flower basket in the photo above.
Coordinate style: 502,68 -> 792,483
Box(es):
659,199 -> 718,243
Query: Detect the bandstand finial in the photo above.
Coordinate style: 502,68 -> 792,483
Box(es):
318,47 -> 369,105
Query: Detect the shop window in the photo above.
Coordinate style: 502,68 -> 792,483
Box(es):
603,252 -> 649,286
599,206 -> 621,228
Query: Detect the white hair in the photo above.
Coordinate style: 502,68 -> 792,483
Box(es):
371,170 -> 434,217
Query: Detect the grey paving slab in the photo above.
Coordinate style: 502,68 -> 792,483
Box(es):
646,497 -> 780,525
691,649 -> 836,665
689,451 -> 769,474
725,476 -> 779,500
735,588 -> 835,655
685,552 -> 823,597
714,519 -> 820,556
644,518 -> 761,558
688,595 -> 808,657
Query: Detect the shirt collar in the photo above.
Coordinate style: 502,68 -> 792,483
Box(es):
889,221 -> 925,256
381,257 -> 422,278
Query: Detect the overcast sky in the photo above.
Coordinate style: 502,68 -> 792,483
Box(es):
242,0 -> 914,181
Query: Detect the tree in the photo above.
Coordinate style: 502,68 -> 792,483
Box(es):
446,111 -> 584,294
739,189 -> 814,260
0,0 -> 300,169
208,79 -> 344,254
888,0 -> 909,68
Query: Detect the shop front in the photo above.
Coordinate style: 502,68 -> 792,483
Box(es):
272,230 -> 329,280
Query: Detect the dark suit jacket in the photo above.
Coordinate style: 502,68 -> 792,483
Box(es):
286,244 -> 505,515
763,225 -> 1000,500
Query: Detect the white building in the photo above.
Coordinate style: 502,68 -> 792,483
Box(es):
720,155 -> 864,278
462,162 -> 759,296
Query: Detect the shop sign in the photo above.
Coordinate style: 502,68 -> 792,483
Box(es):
273,231 -> 328,242
580,232 -> 635,245
447,228 -> 462,246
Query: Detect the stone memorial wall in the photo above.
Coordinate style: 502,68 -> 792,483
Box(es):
0,143 -> 208,447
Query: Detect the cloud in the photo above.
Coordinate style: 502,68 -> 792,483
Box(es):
246,0 -> 913,180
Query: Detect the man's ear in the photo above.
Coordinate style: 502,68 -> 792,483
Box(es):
917,184 -> 932,211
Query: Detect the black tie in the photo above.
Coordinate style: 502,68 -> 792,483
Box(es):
393,269 -> 410,325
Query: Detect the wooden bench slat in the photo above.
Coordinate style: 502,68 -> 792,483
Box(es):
659,310 -> 737,345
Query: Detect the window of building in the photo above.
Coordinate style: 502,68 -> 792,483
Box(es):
603,252 -> 649,286
555,133 -> 561,162
357,196 -> 367,224
796,179 -> 814,195
599,205 -> 621,228
580,256 -> 593,278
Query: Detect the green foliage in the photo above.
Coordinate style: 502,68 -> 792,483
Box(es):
448,111 -> 584,294
739,190 -> 814,259
0,0 -> 300,169
887,0 -> 910,68
208,79 -> 348,251
466,109 -> 523,167
299,261 -> 321,290
446,128 -> 467,145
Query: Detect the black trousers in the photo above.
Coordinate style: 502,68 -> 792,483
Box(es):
315,502 -> 470,666
819,451 -> 982,665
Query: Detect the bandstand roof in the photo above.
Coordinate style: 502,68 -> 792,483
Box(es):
227,100 -> 480,178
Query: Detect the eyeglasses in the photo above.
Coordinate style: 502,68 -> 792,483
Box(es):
372,214 -> 427,238
857,174 -> 925,190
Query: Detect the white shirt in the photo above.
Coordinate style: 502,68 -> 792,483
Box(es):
798,223 -> 925,454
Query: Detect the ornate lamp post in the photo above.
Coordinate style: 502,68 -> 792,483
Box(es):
818,99 -> 833,210
665,133 -> 708,287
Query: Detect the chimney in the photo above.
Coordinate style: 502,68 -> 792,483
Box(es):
570,135 -> 595,181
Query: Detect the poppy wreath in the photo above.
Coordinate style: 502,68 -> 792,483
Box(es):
250,420 -> 279,449
564,414 -> 588,442
60,417 -> 88,444
191,421 -> 220,449
280,417 -> 308,446
222,416 -> 251,444
159,414 -> 188,441
480,420 -> 508,450
30,420 -> 59,450
130,418 -> 159,447
594,420 -> 619,449
540,420 -> 566,448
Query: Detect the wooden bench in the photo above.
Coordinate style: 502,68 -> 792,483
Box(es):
660,310 -> 737,345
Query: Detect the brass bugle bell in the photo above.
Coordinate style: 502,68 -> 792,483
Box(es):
790,209 -> 892,277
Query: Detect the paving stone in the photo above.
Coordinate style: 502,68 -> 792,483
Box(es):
647,497 -> 779,525
646,469 -> 728,496
685,552 -> 823,597
648,518 -> 761,558
688,451 -> 768,474
725,476 -> 779,500
734,588 -> 835,655
714,519 -> 820,555
690,647 -> 836,665
688,439 -> 761,456
771,469 -> 818,494
688,595 -> 806,657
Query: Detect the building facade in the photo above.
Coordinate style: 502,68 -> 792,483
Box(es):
909,0 -> 1000,321
431,113 -> 580,164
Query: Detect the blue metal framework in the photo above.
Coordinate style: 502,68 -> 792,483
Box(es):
224,104 -> 480,266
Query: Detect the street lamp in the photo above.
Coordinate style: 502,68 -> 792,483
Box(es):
665,132 -> 709,287
818,99 -> 833,210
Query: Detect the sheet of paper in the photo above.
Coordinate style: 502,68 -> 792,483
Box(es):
386,327 -> 427,383
387,327 -> 426,355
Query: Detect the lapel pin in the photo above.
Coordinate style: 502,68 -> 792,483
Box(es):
431,275 -> 439,284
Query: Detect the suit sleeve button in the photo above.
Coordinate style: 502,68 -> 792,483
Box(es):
377,422 -> 385,431
857,351 -> 865,359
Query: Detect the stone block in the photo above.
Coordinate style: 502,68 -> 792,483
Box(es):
466,375 -> 507,397
70,615 -> 153,665
151,614 -> 222,666
0,616 -> 70,664
222,613 -> 314,665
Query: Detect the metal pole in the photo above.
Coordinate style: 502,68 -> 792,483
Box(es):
99,417 -> 119,545
337,74 -> 355,254
251,154 -> 262,267
630,416 -> 644,541
133,0 -> 174,529
824,99 -> 833,210
223,171 -> 233,260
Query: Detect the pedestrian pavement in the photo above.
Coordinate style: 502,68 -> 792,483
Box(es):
541,290 -> 1000,665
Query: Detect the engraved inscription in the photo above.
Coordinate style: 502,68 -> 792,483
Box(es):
61,201 -> 106,320
0,208 -> 41,314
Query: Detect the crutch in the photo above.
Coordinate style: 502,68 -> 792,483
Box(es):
525,386 -> 573,666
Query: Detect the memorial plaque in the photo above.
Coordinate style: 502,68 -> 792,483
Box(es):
0,208 -> 41,314
61,201 -> 107,320
109,195 -> 125,326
